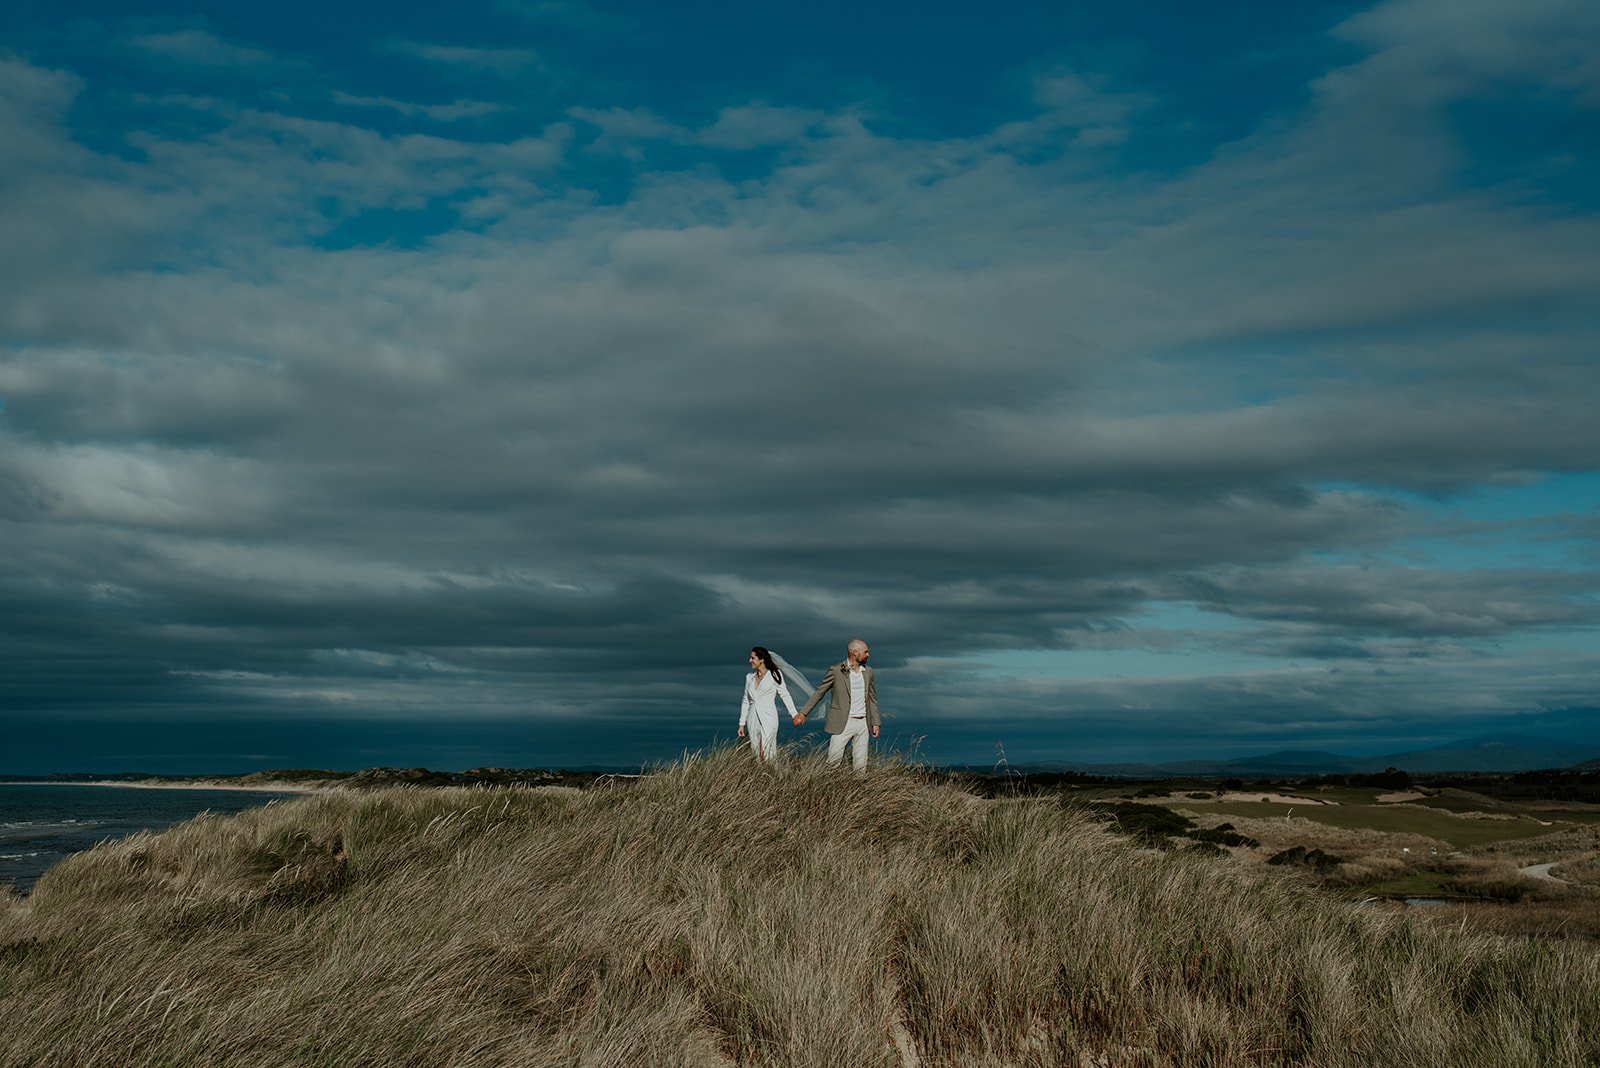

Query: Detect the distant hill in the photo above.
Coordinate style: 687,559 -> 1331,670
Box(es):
1009,733 -> 1600,778
1368,735 -> 1600,774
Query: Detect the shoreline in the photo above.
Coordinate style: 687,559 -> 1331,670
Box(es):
0,780 -> 327,795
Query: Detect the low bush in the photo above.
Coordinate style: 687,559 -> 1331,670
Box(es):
1191,827 -> 1260,849
1097,802 -> 1194,846
1267,845 -> 1346,872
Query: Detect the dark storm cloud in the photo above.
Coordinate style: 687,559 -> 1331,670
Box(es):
1,0 -> 1598,770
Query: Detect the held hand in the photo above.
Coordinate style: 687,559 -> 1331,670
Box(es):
791,714 -> 804,727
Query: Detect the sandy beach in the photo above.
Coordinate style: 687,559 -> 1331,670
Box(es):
0,780 -> 328,794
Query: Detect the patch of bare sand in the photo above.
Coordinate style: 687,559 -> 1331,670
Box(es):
1376,791 -> 1426,803
1212,791 -> 1336,806
0,779 -> 330,794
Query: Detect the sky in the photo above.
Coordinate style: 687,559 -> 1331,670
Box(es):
1,0 -> 1597,773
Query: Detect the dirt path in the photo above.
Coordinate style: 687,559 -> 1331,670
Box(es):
1519,862 -> 1568,884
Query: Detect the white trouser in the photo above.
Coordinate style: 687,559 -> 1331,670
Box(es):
827,716 -> 871,772
747,715 -> 779,762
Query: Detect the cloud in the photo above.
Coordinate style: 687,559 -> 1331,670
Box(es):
979,70 -> 1155,151
1177,564 -> 1600,638
332,92 -> 509,122
1,0 -> 1597,768
385,40 -> 544,75
567,105 -> 687,153
1332,0 -> 1600,104
126,29 -> 283,68
0,442 -> 276,530
0,56 -> 84,168
698,105 -> 828,149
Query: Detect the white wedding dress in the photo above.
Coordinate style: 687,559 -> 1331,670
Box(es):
739,671 -> 798,761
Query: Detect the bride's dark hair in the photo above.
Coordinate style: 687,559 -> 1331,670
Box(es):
750,646 -> 783,685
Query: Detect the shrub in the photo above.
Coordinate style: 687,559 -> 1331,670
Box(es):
1190,828 -> 1260,849
1267,845 -> 1345,872
1097,802 -> 1195,845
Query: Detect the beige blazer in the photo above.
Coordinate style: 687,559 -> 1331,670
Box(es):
795,661 -> 879,735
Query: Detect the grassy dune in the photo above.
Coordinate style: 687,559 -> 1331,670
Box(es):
3,750 -> 1598,1067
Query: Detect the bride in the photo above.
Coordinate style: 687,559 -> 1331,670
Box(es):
738,646 -> 800,762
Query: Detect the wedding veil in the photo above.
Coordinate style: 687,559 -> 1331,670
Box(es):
767,652 -> 815,704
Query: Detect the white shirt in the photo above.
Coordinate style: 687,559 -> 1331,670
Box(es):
847,664 -> 867,718
740,671 -> 798,728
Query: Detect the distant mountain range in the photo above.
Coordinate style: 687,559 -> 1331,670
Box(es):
1002,734 -> 1600,778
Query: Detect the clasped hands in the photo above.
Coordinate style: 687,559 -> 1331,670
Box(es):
789,713 -> 879,737
741,716 -> 879,737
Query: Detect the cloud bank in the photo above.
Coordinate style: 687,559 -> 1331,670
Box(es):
0,0 -> 1596,771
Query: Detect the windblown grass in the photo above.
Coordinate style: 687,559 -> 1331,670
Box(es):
1554,852 -> 1600,888
3,748 -> 1598,1067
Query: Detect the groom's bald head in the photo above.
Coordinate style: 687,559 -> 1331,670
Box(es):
847,638 -> 869,665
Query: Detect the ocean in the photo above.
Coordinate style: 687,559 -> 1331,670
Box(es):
0,783 -> 302,895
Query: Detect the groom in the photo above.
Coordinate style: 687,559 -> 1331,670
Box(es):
792,638 -> 880,772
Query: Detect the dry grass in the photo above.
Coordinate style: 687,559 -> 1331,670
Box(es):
1407,899 -> 1600,942
1552,852 -> 1600,888
1184,811 -> 1450,889
1436,857 -> 1567,903
3,748 -> 1599,1067
1479,823 -> 1600,866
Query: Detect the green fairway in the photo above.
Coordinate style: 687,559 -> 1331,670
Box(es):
1524,809 -> 1600,824
1362,870 -> 1458,898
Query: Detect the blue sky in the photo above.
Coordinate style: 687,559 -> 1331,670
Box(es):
1,0 -> 1597,772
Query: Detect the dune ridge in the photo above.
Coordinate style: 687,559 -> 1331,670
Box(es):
2,749 -> 1597,1066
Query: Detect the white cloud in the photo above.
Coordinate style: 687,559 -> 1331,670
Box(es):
2,443 -> 276,530
698,104 -> 826,149
385,40 -> 543,75
332,92 -> 509,122
1333,0 -> 1600,103
0,55 -> 85,169
568,105 -> 687,150
126,29 -> 282,67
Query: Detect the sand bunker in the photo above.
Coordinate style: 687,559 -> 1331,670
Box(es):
1214,792 -> 1335,806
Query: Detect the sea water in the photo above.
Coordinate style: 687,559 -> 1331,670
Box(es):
0,783 -> 300,895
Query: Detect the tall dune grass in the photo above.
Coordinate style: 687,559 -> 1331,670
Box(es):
2,748 -> 1597,1066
